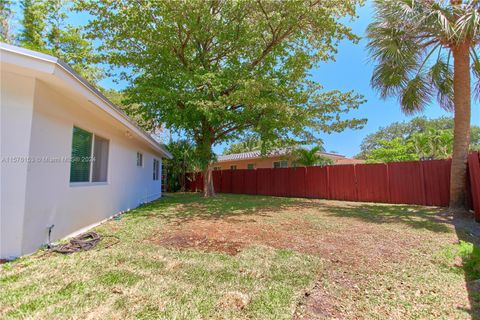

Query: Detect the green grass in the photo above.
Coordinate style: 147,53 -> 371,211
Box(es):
0,193 -> 476,319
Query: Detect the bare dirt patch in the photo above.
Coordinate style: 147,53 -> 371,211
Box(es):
149,231 -> 244,256
146,204 -> 426,269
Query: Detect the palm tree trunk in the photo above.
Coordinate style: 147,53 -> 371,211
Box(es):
450,42 -> 471,208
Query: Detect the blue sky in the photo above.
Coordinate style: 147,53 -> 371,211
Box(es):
13,2 -> 480,157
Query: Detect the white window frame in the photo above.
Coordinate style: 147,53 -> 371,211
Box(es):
153,158 -> 160,181
273,160 -> 288,168
137,152 -> 144,167
70,126 -> 110,187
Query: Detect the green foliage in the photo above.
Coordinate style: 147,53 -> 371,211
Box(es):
164,140 -> 198,192
357,117 -> 480,159
291,146 -> 333,167
18,0 -> 103,84
366,138 -> 418,163
0,0 -> 13,43
102,89 -> 157,131
223,136 -> 263,155
79,0 -> 366,172
411,128 -> 453,160
366,127 -> 458,163
457,241 -> 480,281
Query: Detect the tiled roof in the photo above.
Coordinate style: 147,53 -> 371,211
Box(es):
216,149 -> 346,162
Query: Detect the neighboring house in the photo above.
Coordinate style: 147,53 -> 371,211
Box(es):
212,149 -> 362,170
0,44 -> 172,260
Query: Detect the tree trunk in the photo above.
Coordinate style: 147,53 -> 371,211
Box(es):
450,42 -> 471,209
179,161 -> 186,192
203,166 -> 215,197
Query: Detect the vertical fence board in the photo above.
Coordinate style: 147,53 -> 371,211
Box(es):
468,152 -> 480,220
257,168 -> 273,195
288,167 -> 306,198
212,170 -> 222,193
244,170 -> 257,195
184,153 -> 477,217
422,159 -> 451,206
305,166 -> 329,198
388,161 -> 425,205
272,168 -> 289,197
356,163 -> 389,203
328,165 -> 357,201
231,170 -> 246,194
221,170 -> 232,193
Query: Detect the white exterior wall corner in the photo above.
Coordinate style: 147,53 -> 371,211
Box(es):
0,72 -> 36,260
13,79 -> 164,257
0,44 -> 169,259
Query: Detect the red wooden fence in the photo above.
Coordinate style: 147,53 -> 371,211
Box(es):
186,155 -> 480,215
468,152 -> 480,220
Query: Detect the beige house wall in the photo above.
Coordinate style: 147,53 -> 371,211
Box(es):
212,154 -> 347,170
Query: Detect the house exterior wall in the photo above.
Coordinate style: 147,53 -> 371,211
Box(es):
1,75 -> 164,259
213,156 -> 293,170
0,72 -> 36,259
212,154 -> 348,170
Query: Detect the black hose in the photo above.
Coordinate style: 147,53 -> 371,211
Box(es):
50,231 -> 103,254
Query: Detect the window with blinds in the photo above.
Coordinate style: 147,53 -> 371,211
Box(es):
273,160 -> 288,168
153,159 -> 160,180
137,152 -> 143,167
70,126 -> 109,183
70,127 -> 93,182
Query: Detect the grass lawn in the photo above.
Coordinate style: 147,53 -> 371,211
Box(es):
1,193 -> 479,319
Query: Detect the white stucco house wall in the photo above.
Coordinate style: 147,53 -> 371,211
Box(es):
0,43 -> 172,260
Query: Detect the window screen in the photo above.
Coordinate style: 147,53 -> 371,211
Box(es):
153,159 -> 160,180
70,127 -> 92,182
92,135 -> 109,182
273,161 -> 288,168
137,152 -> 143,166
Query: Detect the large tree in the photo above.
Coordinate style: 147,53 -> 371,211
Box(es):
80,0 -> 366,196
368,0 -> 480,208
19,0 -> 103,84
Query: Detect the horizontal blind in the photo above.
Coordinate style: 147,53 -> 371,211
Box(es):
70,127 -> 92,182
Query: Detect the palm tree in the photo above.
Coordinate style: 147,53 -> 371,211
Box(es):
291,146 -> 334,166
367,0 -> 480,209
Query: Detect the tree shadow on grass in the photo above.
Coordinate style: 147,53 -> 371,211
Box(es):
124,192 -> 301,223
311,202 -> 453,233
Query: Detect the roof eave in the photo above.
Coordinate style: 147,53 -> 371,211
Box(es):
0,43 -> 173,159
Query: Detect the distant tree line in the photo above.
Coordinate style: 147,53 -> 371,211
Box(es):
357,117 -> 480,163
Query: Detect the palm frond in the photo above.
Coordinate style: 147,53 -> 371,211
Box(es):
471,49 -> 480,101
429,58 -> 454,111
400,74 -> 433,114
